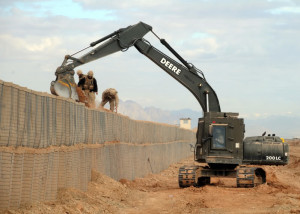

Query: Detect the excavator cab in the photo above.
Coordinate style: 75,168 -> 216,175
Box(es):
195,112 -> 245,166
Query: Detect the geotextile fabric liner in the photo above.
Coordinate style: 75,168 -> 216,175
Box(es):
0,80 -> 196,209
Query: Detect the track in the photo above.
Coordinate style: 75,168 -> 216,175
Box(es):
178,165 -> 200,187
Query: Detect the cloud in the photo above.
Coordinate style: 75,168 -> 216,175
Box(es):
1,0 -> 117,20
0,0 -> 300,118
0,34 -> 62,58
267,6 -> 300,14
75,0 -> 175,10
182,38 -> 219,58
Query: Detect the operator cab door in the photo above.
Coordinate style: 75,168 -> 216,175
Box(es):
209,124 -> 232,156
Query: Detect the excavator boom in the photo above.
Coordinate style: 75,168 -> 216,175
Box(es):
51,21 -> 220,112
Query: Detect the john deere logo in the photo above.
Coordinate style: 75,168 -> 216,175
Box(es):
160,58 -> 181,75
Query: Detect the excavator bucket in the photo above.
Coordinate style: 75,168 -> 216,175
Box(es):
50,72 -> 79,101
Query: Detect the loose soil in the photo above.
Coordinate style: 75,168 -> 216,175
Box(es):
3,140 -> 300,214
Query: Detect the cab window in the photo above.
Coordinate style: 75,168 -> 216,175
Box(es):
212,126 -> 226,149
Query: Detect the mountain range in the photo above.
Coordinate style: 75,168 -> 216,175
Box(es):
116,100 -> 299,139
118,100 -> 201,128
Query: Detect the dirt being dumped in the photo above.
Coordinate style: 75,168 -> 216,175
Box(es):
3,140 -> 300,214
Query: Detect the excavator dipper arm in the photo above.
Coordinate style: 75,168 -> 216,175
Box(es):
51,21 -> 220,112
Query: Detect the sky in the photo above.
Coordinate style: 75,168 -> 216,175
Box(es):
0,0 -> 299,123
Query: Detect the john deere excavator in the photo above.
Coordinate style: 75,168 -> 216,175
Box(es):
51,21 -> 289,188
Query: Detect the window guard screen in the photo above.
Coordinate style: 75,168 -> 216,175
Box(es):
212,125 -> 226,149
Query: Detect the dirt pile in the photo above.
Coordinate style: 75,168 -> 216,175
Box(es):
3,140 -> 300,214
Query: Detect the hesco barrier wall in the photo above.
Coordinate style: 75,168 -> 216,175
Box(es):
0,80 -> 196,209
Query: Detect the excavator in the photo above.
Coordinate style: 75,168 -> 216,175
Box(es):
51,22 -> 289,188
